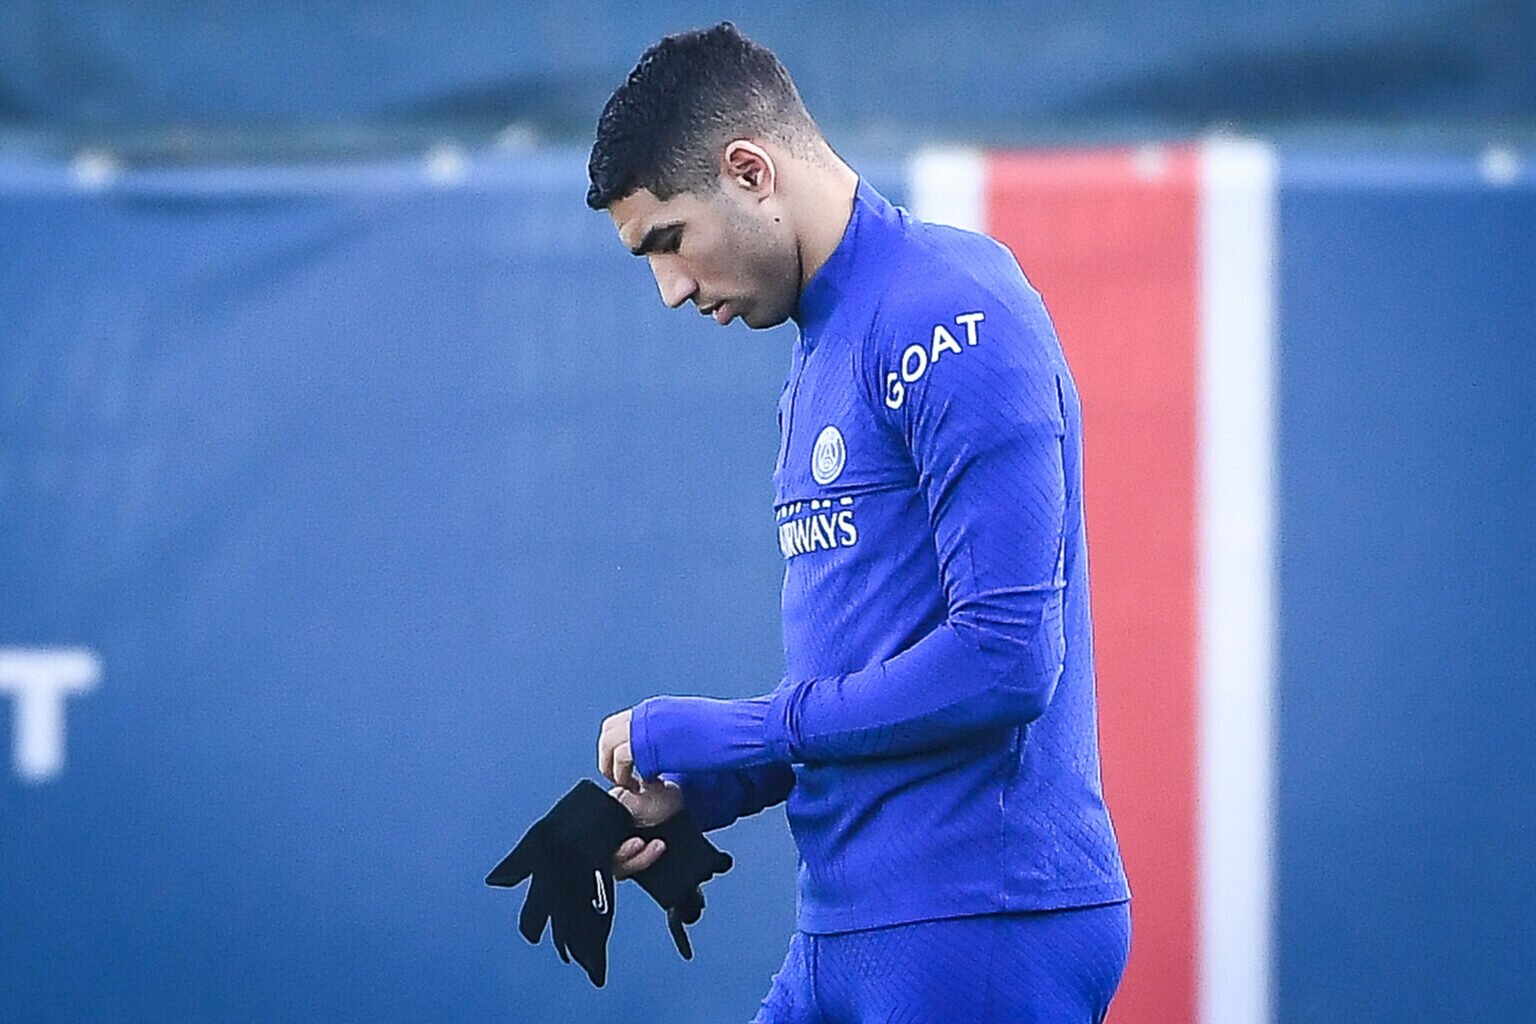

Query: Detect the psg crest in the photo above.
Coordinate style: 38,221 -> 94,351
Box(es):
811,425 -> 846,485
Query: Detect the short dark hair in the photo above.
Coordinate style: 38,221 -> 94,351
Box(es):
586,22 -> 819,210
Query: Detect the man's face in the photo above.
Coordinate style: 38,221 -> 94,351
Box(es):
609,181 -> 800,330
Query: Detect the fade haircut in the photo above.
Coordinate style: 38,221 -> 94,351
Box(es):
587,22 -> 821,210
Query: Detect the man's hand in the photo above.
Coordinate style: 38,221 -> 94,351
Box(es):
610,778 -> 685,880
598,707 -> 640,791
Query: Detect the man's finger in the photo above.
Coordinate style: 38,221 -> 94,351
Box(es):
635,837 -> 667,868
598,712 -> 628,784
612,741 -> 637,791
614,838 -> 666,879
597,727 -> 613,783
612,786 -> 650,820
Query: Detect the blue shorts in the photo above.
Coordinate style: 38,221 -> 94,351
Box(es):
750,901 -> 1131,1024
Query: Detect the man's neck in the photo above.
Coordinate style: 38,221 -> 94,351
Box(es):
793,157 -> 860,292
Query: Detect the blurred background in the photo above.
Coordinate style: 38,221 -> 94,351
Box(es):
1,2 -> 1532,1022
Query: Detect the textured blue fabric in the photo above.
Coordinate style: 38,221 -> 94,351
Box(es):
632,179 -> 1129,932
751,903 -> 1132,1024
659,762 -> 797,834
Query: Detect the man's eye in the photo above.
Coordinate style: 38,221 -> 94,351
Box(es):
660,231 -> 682,254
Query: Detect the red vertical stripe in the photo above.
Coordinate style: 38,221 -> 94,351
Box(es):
986,148 -> 1200,1024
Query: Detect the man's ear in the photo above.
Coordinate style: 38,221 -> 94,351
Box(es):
722,140 -> 777,198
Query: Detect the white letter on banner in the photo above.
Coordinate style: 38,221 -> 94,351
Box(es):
0,647 -> 101,783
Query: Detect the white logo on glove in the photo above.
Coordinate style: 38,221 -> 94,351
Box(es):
591,869 -> 609,915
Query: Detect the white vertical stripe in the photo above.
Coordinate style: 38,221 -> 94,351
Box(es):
1197,137 -> 1278,1024
909,148 -> 986,231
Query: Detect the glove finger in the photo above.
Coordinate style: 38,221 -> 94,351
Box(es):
562,868 -> 615,988
517,885 -> 550,945
486,829 -> 542,887
585,871 -> 616,986
553,907 -> 609,988
676,890 -> 704,925
573,931 -> 609,988
666,907 -> 694,961
549,914 -> 572,964
712,849 -> 734,875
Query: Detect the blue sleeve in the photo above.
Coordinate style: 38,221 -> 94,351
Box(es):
630,269 -> 1068,773
657,764 -> 796,832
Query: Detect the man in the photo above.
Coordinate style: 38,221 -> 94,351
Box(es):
588,23 -> 1131,1023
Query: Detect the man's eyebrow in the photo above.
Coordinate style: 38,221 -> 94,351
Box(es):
629,221 -> 683,256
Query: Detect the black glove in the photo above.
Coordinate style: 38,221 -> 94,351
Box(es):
629,809 -> 733,959
485,780 -> 634,987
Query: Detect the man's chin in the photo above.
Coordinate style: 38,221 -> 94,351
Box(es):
741,306 -> 790,330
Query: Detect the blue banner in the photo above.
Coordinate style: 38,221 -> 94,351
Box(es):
0,151 -> 902,1022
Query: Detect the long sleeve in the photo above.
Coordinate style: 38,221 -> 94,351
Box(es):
657,764 -> 796,833
630,280 -> 1069,775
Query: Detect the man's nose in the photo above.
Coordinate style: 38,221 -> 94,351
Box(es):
652,262 -> 697,309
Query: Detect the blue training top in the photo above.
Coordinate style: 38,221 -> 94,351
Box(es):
629,178 -> 1130,934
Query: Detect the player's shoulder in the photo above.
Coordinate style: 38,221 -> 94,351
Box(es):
870,213 -> 1053,354
854,214 -> 1068,422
